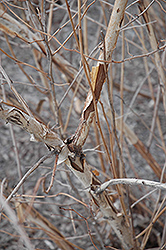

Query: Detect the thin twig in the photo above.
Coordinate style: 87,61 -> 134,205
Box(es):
4,150 -> 57,204
147,84 -> 161,149
119,0 -> 155,31
43,153 -> 59,193
58,42 -> 101,108
0,65 -> 33,117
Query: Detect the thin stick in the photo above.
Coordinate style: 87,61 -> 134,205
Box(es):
82,43 -> 166,64
63,78 -> 82,133
9,126 -> 24,193
0,65 -> 33,117
47,0 -> 54,35
65,0 -> 80,49
139,0 -> 166,112
3,151 -> 56,204
43,153 -> 59,193
131,189 -> 157,209
52,0 -> 96,56
140,160 -> 166,249
107,75 -> 129,223
124,67 -> 154,123
93,119 -> 105,173
58,43 -> 100,108
83,0 -> 88,55
140,22 -> 164,150
119,0 -> 155,31
119,18 -> 125,178
136,193 -> 166,240
147,84 -> 161,149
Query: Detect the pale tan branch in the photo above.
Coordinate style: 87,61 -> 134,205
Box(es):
64,155 -> 134,250
100,0 -> 128,61
95,178 -> 166,195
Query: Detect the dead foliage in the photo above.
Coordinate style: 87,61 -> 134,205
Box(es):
0,0 -> 166,249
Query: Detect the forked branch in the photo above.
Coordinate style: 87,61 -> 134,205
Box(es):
0,0 -> 138,249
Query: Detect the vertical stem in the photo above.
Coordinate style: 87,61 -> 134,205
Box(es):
83,0 -> 88,55
47,0 -> 54,35
93,120 -> 105,174
78,0 -> 84,61
119,19 -> 125,178
99,0 -> 128,61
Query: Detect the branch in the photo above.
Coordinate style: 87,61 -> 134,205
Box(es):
111,113 -> 166,181
0,180 -> 75,250
0,7 -> 86,94
0,102 -> 135,249
63,155 -> 134,250
0,1 -> 136,249
95,178 -> 166,195
111,43 -> 166,63
5,150 -> 57,203
62,1 -> 136,249
70,0 -> 128,148
138,1 -> 166,112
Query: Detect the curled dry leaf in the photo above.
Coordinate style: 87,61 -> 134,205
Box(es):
71,64 -> 106,148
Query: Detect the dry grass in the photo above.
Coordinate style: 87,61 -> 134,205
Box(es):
0,0 -> 166,249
